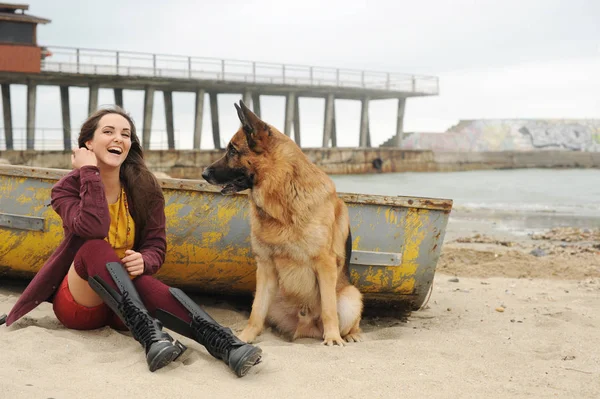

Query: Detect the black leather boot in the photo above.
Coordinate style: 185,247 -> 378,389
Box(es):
155,287 -> 262,377
88,262 -> 186,372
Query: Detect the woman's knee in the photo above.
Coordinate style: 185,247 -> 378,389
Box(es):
74,239 -> 119,279
78,239 -> 113,254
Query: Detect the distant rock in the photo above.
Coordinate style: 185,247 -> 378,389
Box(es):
530,248 -> 548,257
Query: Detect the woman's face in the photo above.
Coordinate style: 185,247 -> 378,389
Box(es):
85,113 -> 132,169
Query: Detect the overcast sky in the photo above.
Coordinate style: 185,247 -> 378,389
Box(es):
2,0 -> 599,149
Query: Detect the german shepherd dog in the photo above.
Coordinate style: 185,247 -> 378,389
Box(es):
202,101 -> 363,346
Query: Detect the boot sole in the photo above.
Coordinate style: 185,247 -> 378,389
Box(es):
232,347 -> 263,378
149,345 -> 181,372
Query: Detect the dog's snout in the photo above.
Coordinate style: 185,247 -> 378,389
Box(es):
202,168 -> 212,182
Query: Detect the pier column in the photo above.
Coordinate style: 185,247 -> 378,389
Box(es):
193,89 -> 205,149
242,90 -> 252,108
26,82 -> 36,150
284,92 -> 295,138
359,96 -> 370,148
251,93 -> 261,117
394,98 -> 406,147
114,88 -> 123,108
331,100 -> 337,148
142,87 -> 155,150
322,94 -> 335,148
293,95 -> 301,147
1,84 -> 13,150
209,92 -> 221,149
60,86 -> 71,150
163,91 -> 175,150
88,84 -> 99,115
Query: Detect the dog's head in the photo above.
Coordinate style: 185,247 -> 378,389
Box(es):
202,100 -> 276,195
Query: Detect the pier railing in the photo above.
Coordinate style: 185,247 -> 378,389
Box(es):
40,46 -> 439,95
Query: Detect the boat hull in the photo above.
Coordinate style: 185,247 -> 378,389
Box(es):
0,165 -> 452,310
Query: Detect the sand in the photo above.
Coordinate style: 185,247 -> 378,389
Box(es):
1,211 -> 599,398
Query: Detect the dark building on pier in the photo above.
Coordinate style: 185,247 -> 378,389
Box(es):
0,2 -> 50,74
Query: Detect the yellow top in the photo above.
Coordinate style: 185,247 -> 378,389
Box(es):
104,187 -> 135,260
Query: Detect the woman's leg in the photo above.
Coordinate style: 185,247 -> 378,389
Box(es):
70,239 -> 183,372
133,275 -> 262,378
67,264 -> 104,307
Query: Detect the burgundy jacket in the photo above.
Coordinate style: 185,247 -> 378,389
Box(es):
6,165 -> 167,326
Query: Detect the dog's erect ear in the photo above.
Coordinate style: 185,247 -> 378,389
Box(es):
235,100 -> 269,151
234,102 -> 252,134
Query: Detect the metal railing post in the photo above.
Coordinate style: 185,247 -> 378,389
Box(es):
221,59 -> 225,80
386,73 -> 390,90
153,54 -> 157,76
336,69 -> 340,86
309,66 -> 313,85
252,61 -> 256,83
188,56 -> 192,78
76,48 -> 80,73
282,64 -> 285,83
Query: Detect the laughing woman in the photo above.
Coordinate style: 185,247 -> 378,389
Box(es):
4,107 -> 261,377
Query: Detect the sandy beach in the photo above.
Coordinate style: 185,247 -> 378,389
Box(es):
1,210 -> 599,398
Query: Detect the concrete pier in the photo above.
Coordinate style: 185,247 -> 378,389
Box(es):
60,86 -> 70,150
284,92 -> 298,143
251,93 -> 261,117
330,100 -> 337,148
114,88 -> 123,108
193,89 -> 204,149
142,87 -> 155,149
359,97 -> 370,147
323,94 -> 335,148
1,84 -> 12,150
394,98 -> 406,147
163,91 -> 175,149
88,84 -> 98,114
26,83 -> 36,150
209,92 -> 220,149
0,46 -> 439,151
242,90 -> 252,108
293,95 -> 301,147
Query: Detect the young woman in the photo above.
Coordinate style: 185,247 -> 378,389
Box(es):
4,107 -> 262,377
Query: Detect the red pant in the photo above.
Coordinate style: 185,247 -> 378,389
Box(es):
53,274 -> 126,330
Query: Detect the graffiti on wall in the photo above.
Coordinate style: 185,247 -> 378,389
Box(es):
401,120 -> 600,152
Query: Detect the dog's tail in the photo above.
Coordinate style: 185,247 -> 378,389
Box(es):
344,225 -> 352,280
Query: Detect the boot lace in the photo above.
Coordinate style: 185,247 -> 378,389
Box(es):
118,291 -> 156,347
192,315 -> 238,357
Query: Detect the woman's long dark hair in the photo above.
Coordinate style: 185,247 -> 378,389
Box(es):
77,106 -> 163,241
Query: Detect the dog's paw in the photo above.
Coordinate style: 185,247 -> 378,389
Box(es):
322,333 -> 345,347
237,329 -> 256,344
343,333 -> 363,343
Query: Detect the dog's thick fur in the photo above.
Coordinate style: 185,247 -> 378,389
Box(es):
202,101 -> 363,346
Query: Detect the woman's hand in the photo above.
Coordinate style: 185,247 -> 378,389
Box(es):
71,148 -> 97,169
122,250 -> 145,276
